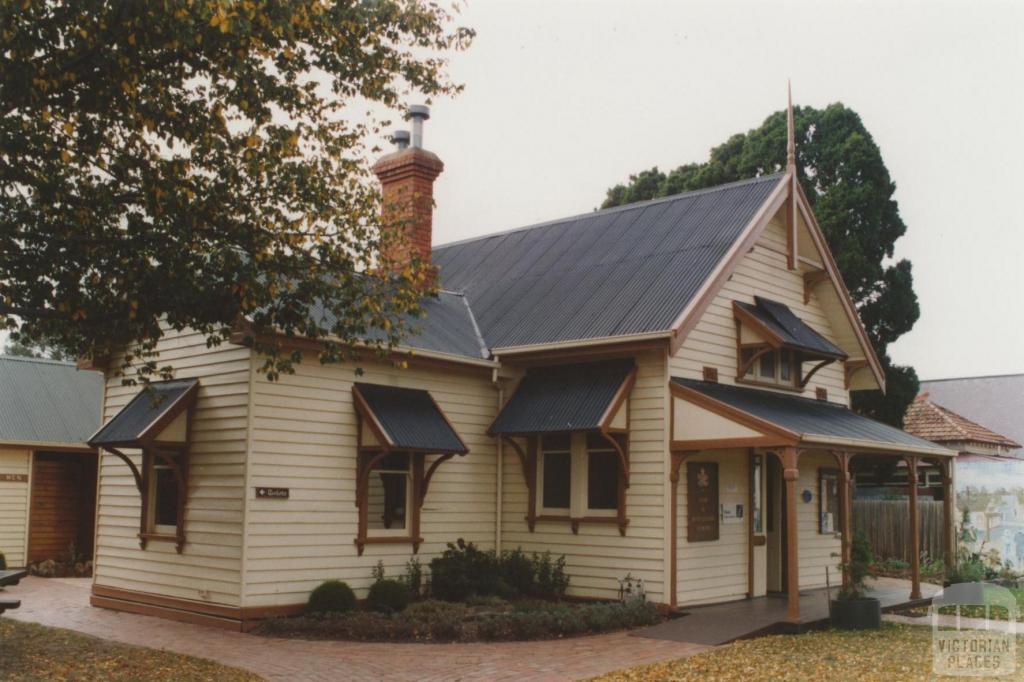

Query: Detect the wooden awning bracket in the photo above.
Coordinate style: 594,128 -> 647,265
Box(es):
799,357 -> 835,388
106,447 -> 144,494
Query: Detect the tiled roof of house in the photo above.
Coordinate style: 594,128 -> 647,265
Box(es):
919,375 -> 1024,449
434,174 -> 782,351
0,355 -> 103,446
904,392 -> 1021,449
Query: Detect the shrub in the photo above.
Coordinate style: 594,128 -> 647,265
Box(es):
429,539 -> 501,601
430,539 -> 570,601
404,558 -> 423,599
306,580 -> 357,614
838,530 -> 875,600
367,579 -> 410,613
0,551 -> 6,571
477,600 -> 660,641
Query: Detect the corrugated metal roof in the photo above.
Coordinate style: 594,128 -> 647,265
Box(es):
920,375 -> 1024,451
310,290 -> 488,360
434,174 -> 783,350
89,379 -> 197,447
354,383 -> 467,454
672,377 -> 949,453
489,359 -> 634,435
737,296 -> 847,358
0,356 -> 103,446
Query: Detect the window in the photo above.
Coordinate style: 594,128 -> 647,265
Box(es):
819,469 -> 840,534
740,347 -> 799,388
586,433 -> 620,511
367,453 -> 412,535
752,455 -> 764,535
539,434 -> 571,511
536,432 -> 623,517
142,448 -> 186,546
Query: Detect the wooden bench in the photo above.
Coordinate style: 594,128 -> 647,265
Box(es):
0,569 -> 27,588
0,598 -> 20,615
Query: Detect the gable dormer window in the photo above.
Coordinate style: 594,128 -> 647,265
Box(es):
734,297 -> 848,392
741,347 -> 798,388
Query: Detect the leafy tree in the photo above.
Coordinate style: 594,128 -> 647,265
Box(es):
602,104 -> 919,426
2,337 -> 67,361
0,1 -> 473,382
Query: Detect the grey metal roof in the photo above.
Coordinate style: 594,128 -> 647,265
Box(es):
737,296 -> 847,358
311,290 -> 488,360
489,359 -> 634,435
434,174 -> 783,350
354,382 -> 468,454
920,375 -> 1024,449
672,377 -> 949,453
89,379 -> 198,447
0,356 -> 103,446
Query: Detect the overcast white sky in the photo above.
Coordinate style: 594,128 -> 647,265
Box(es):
7,0 -> 1022,383
414,0 -> 1024,381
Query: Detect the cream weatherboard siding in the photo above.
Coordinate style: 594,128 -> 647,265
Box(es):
796,450 -> 843,590
669,215 -> 850,404
93,328 -> 251,606
0,448 -> 31,568
242,353 -> 498,608
675,449 -> 749,606
499,349 -> 669,603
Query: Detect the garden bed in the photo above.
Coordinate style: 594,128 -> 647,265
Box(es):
254,597 -> 662,643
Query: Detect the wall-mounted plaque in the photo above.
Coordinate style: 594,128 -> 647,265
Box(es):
687,461 -> 719,542
255,487 -> 289,499
0,473 -> 28,483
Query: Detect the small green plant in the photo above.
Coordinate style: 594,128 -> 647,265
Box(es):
367,579 -> 410,613
0,550 -> 6,571
371,560 -> 386,583
838,530 -> 875,600
306,580 -> 357,614
404,558 -> 423,599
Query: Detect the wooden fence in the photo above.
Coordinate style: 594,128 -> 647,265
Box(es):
852,499 -> 945,563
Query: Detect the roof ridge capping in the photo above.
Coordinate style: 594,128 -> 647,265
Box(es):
433,172 -> 786,251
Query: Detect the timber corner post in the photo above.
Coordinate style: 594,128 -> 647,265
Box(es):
773,446 -> 801,623
905,455 -> 922,601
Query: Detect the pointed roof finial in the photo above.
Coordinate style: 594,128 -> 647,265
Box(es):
786,80 -> 796,170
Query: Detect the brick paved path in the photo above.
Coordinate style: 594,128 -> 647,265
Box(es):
4,578 -> 707,681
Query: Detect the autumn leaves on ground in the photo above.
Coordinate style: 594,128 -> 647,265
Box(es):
0,619 -> 259,682
595,623 -> 1024,682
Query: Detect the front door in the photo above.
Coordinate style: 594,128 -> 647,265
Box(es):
765,454 -> 785,593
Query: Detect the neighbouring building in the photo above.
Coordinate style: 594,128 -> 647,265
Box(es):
83,101 -> 953,631
0,356 -> 103,569
904,390 -> 1024,569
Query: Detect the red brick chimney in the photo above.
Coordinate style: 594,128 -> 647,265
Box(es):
372,105 -> 443,287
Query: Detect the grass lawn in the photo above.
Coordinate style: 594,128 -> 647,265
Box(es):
592,623 -> 1024,681
0,619 -> 261,682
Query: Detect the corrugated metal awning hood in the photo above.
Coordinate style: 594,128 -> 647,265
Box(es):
89,379 -> 198,447
489,359 -> 636,435
353,383 -> 468,454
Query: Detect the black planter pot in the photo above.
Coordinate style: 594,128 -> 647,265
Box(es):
830,597 -> 881,630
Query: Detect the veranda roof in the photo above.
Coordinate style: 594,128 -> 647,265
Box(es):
89,379 -> 198,448
671,378 -> 953,456
488,359 -> 635,435
352,383 -> 468,454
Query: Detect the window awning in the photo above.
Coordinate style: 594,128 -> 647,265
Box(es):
488,359 -> 636,436
734,296 -> 847,359
352,383 -> 468,455
671,377 -> 954,457
89,379 -> 198,448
